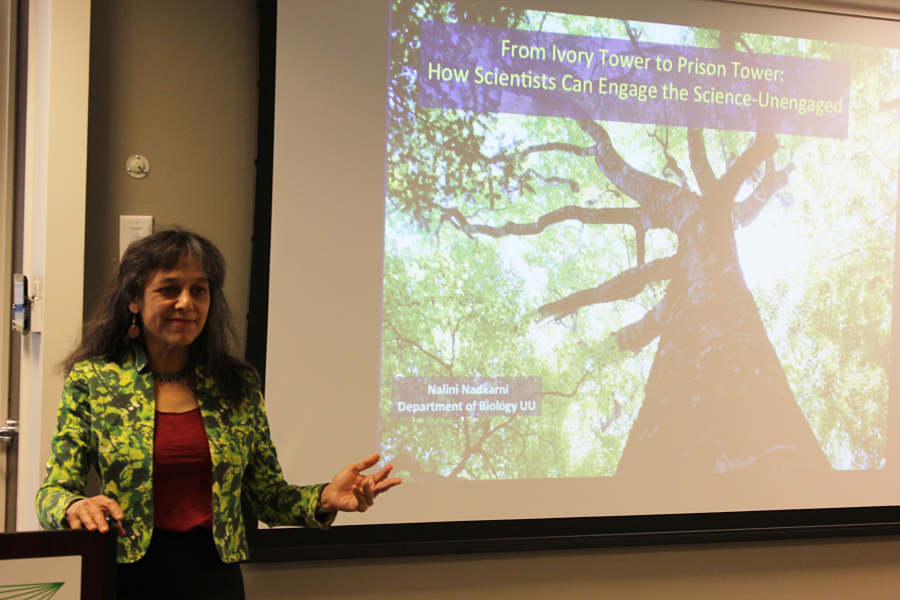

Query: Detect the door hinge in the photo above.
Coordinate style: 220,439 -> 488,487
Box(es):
0,419 -> 17,445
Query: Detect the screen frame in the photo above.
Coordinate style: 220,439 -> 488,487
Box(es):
244,0 -> 900,562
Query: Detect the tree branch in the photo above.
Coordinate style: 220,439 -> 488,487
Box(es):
447,371 -> 591,478
648,127 -> 688,189
613,296 -> 668,352
687,128 -> 717,195
440,205 -> 645,239
519,142 -> 596,160
596,397 -> 624,432
518,167 -> 580,195
385,319 -> 451,372
449,416 -> 516,478
538,256 -> 677,320
716,31 -> 753,52
578,120 -> 686,213
480,141 -> 596,165
880,98 -> 900,112
636,226 -> 646,266
715,133 -> 779,200
536,369 -> 591,399
448,314 -> 467,374
733,158 -> 795,229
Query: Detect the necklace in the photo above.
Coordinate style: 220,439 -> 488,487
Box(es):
150,366 -> 190,384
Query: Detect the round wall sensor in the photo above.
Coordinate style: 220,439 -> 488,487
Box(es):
126,155 -> 150,179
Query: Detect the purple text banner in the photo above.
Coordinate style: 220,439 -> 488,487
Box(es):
418,21 -> 851,138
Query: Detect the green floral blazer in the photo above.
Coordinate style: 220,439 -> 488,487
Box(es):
36,348 -> 332,563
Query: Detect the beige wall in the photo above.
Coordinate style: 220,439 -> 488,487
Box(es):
17,0 -> 91,533
82,0 -> 900,597
243,536 -> 900,600
85,0 -> 258,353
727,0 -> 900,18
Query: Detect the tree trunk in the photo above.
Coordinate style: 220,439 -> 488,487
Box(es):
615,201 -> 831,476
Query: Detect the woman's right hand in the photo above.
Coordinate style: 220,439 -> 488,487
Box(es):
65,495 -> 126,536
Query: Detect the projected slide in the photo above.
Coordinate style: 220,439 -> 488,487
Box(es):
378,1 -> 898,482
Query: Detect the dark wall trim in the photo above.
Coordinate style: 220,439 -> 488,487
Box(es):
245,0 -> 278,390
246,505 -> 900,562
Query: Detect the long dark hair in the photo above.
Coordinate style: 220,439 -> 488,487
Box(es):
64,227 -> 257,406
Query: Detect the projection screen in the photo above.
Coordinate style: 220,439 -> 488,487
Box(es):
259,0 -> 900,537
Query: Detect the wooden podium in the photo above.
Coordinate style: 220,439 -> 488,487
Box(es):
0,520 -> 117,599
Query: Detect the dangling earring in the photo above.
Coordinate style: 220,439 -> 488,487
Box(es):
128,313 -> 140,339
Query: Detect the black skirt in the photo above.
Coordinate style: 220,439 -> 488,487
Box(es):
116,528 -> 245,600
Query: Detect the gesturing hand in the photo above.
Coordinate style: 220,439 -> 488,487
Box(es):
319,454 -> 402,513
65,495 -> 126,536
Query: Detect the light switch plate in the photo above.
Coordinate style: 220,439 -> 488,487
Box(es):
119,215 -> 154,259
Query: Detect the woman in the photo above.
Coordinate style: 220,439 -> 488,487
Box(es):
36,228 -> 400,599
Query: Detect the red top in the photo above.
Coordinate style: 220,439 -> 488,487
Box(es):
153,408 -> 214,532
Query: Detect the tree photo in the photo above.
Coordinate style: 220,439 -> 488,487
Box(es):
378,0 -> 898,482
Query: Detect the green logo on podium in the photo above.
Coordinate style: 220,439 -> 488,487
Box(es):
0,583 -> 64,599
